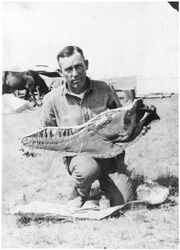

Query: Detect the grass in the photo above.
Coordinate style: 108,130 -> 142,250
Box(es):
2,94 -> 179,248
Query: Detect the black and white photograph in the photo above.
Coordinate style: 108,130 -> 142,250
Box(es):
2,1 -> 179,248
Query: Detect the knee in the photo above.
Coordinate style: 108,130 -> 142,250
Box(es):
69,155 -> 100,180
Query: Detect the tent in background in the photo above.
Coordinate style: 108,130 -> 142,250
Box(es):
130,2 -> 178,95
3,2 -> 178,94
100,2 -> 179,95
2,94 -> 31,114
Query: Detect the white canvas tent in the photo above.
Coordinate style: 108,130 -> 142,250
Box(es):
2,94 -> 31,114
131,2 -> 178,95
3,2 -> 179,94
106,2 -> 178,95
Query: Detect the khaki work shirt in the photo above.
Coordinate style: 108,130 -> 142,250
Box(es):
41,77 -> 121,127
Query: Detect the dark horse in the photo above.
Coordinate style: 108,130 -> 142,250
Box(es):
2,70 -> 49,104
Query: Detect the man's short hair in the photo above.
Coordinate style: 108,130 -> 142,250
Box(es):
57,46 -> 85,62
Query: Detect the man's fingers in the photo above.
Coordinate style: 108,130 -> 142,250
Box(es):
142,126 -> 149,135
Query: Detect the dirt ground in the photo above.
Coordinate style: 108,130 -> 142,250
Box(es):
2,94 -> 179,248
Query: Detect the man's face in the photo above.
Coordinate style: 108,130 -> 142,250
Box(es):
58,51 -> 88,94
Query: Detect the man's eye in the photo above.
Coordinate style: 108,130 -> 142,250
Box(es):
65,68 -> 72,73
75,64 -> 83,70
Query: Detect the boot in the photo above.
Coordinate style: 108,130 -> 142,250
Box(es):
67,186 -> 87,209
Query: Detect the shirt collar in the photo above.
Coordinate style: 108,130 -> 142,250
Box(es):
63,77 -> 93,96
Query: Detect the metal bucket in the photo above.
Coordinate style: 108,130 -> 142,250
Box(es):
123,89 -> 135,102
118,88 -> 136,105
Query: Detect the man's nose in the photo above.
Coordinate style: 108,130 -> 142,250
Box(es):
72,67 -> 78,77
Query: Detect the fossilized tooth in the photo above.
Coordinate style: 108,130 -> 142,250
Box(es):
21,99 -> 160,158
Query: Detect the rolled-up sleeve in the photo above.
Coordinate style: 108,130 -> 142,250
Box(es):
40,94 -> 57,127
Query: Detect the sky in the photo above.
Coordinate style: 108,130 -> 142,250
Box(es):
2,1 -> 179,91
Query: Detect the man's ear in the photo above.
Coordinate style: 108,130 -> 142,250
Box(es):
85,60 -> 89,70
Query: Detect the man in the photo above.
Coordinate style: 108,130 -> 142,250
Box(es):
41,46 -> 134,208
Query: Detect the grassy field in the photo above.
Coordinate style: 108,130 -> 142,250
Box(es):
2,94 -> 179,248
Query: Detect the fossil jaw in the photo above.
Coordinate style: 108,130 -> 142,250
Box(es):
21,99 -> 160,158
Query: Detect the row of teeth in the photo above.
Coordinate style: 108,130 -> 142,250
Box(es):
22,110 -> 135,146
22,127 -> 84,145
38,127 -> 81,139
41,128 -> 77,138
24,116 -> 113,143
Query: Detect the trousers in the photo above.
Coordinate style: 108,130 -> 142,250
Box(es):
63,151 -> 135,206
